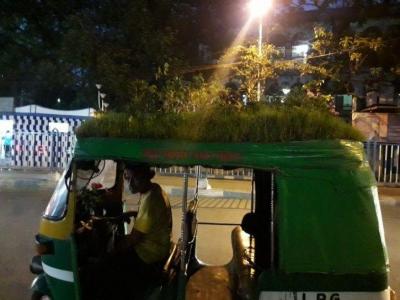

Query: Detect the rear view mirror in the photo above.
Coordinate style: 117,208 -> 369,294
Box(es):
241,213 -> 258,236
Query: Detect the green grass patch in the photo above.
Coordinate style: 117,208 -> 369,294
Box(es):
76,105 -> 364,143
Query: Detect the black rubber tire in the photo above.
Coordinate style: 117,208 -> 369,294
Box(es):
31,291 -> 49,300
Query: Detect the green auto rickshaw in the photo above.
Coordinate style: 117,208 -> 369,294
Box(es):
30,108 -> 396,300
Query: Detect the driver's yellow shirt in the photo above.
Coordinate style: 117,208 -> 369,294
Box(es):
133,183 -> 172,264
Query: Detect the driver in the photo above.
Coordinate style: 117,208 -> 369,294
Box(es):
106,164 -> 173,298
116,164 -> 172,265
86,164 -> 172,300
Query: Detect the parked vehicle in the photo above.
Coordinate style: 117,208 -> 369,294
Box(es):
30,135 -> 396,300
30,106 -> 396,300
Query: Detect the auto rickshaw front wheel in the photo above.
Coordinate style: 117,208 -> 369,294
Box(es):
31,291 -> 51,300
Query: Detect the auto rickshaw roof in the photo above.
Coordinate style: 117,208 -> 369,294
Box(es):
74,138 -> 367,171
73,110 -> 388,280
74,107 -> 365,169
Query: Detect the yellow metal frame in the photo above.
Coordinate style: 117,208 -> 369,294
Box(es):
39,164 -> 77,240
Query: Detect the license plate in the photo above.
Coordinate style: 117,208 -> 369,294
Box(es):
259,290 -> 390,300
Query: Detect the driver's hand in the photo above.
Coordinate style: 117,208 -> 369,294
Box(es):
76,220 -> 93,234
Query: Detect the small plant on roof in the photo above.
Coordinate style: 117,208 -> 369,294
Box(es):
76,104 -> 364,143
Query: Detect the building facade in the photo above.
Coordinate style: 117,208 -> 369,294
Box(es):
0,105 -> 92,169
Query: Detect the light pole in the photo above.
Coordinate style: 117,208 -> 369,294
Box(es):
96,84 -> 102,111
100,93 -> 107,111
249,0 -> 272,101
257,15 -> 262,102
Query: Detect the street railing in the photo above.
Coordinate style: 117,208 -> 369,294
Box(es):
365,141 -> 400,186
156,166 -> 252,180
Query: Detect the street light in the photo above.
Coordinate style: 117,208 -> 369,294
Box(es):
248,0 -> 272,101
249,0 -> 272,19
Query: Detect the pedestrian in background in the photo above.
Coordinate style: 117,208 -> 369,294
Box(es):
2,130 -> 12,158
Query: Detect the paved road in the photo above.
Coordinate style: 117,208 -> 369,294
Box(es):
381,205 -> 400,293
0,170 -> 399,299
0,170 -> 57,299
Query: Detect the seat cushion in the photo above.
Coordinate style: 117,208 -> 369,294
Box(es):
186,266 -> 233,300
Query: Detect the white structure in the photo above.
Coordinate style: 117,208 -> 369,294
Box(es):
0,105 -> 94,169
14,105 -> 96,117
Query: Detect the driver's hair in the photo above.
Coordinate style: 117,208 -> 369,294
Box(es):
125,164 -> 155,180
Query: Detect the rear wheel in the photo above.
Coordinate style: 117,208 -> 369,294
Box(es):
31,291 -> 51,300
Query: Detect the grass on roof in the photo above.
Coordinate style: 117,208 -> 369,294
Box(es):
76,105 -> 364,143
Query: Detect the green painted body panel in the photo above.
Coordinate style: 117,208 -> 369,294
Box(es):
45,276 -> 75,300
41,236 -> 79,300
276,168 -> 388,275
41,237 -> 72,269
73,137 -> 389,292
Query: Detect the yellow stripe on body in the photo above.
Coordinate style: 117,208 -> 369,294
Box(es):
39,192 -> 76,240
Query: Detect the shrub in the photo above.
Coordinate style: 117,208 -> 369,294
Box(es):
76,104 -> 364,142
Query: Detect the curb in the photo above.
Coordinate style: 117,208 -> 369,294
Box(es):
0,170 -> 61,190
0,166 -> 64,173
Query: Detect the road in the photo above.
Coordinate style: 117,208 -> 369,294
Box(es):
0,170 -> 59,300
0,170 -> 399,299
381,205 -> 400,294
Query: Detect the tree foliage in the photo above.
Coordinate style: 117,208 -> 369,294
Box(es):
125,74 -> 227,114
221,44 -> 308,102
0,0 -> 229,109
1,0 -> 398,111
306,25 -> 396,96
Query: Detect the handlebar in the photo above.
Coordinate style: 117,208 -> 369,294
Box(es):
77,211 -> 137,234
92,211 -> 137,223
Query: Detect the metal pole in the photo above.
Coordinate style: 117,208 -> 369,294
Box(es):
257,16 -> 263,102
97,90 -> 101,111
396,145 -> 399,184
270,172 -> 275,267
384,145 -> 388,183
390,145 -> 394,183
180,167 -> 189,273
373,141 -> 378,177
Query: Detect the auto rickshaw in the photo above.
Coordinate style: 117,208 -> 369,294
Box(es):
30,108 -> 396,300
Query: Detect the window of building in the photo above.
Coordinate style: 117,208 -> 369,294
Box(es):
292,44 -> 309,58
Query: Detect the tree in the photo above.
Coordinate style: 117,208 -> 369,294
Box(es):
221,44 -> 291,102
305,25 -> 390,99
125,74 -> 227,114
0,0 -> 199,109
1,0 -> 398,111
